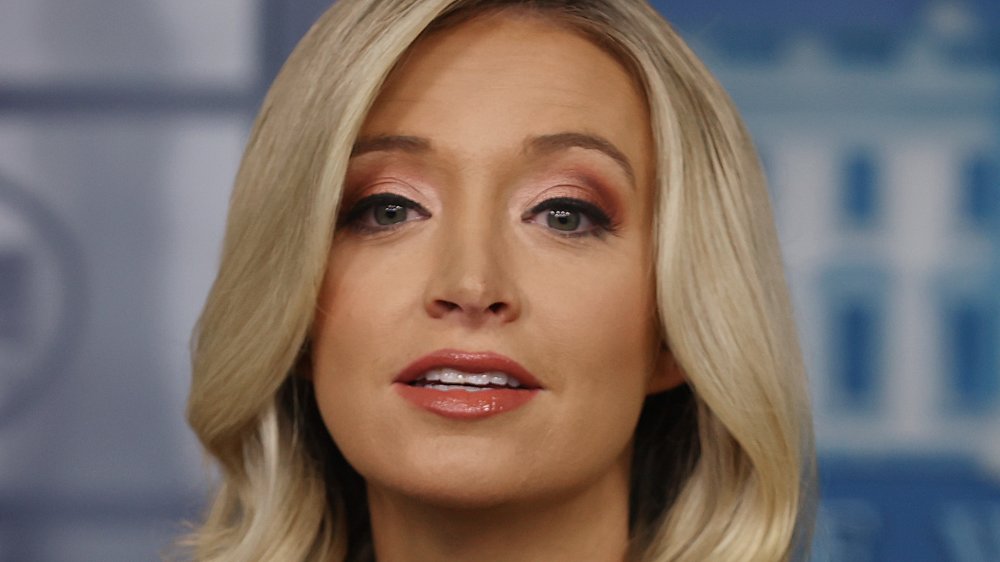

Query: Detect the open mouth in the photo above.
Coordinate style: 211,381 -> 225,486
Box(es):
409,368 -> 525,392
394,350 -> 541,419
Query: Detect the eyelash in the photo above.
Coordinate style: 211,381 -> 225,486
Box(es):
338,192 -> 616,239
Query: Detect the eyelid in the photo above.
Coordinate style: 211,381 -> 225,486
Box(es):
524,196 -> 606,218
342,175 -> 427,208
529,175 -> 619,211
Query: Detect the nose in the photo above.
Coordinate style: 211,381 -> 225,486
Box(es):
423,216 -> 521,326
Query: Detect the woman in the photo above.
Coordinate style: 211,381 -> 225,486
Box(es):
185,1 -> 815,560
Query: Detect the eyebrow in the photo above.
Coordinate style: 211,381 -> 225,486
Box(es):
524,132 -> 635,189
351,134 -> 431,157
350,132 -> 635,188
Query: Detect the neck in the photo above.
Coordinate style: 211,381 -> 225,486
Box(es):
365,462 -> 632,562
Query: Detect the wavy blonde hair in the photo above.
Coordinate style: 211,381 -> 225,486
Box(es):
185,1 -> 815,560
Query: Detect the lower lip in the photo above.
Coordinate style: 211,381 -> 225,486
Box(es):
394,383 -> 539,420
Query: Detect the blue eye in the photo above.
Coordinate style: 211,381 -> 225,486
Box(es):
340,193 -> 430,233
523,197 -> 614,238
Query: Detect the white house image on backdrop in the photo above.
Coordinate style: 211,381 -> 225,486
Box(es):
690,0 -> 1000,473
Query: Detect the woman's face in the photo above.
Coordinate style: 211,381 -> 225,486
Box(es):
312,13 -> 678,509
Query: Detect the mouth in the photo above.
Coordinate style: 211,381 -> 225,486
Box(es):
393,349 -> 543,420
393,349 -> 544,390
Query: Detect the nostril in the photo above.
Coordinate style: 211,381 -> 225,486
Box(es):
435,300 -> 461,312
426,294 -> 517,321
432,299 -> 507,316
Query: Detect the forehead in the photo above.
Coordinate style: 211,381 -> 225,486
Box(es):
358,12 -> 653,185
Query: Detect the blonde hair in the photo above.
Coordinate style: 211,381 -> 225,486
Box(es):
185,1 -> 815,560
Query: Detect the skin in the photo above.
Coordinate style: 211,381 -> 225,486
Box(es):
311,11 -> 682,562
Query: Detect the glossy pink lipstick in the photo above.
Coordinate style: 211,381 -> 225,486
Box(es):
393,349 -> 542,420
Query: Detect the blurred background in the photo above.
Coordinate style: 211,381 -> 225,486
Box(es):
0,0 -> 997,560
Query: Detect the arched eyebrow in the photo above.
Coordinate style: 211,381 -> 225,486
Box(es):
351,135 -> 431,157
524,132 -> 636,190
350,132 -> 635,189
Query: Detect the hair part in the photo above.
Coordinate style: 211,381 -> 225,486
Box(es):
183,1 -> 816,560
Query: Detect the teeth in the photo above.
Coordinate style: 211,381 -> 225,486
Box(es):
419,368 -> 522,388
489,373 -> 519,388
467,374 -> 489,385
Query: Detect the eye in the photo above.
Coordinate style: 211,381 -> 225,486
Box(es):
523,197 -> 614,238
339,193 -> 430,233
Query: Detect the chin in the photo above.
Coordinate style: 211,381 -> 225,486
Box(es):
358,440 -> 554,510
389,478 -> 527,511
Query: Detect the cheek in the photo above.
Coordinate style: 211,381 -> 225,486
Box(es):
517,258 -> 655,487
524,250 -> 658,440
315,243 -> 424,349
532,253 -> 656,367
311,245 -> 422,406
309,246 -> 426,474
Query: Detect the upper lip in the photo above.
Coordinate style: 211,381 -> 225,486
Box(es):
394,349 -> 544,389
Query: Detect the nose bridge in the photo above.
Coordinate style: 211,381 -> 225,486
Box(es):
425,186 -> 518,321
447,198 -> 501,274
